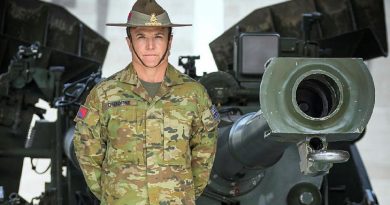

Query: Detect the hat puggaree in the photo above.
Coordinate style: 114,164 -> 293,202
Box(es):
106,0 -> 191,27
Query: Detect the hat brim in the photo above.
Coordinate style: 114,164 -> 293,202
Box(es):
106,23 -> 192,27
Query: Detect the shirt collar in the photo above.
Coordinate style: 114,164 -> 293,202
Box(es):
117,63 -> 184,86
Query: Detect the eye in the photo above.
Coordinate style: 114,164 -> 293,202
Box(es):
136,35 -> 145,39
155,35 -> 164,39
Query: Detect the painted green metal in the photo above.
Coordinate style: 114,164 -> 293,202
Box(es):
209,0 -> 387,71
260,58 -> 375,142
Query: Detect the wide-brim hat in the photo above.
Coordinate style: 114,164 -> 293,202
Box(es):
106,0 -> 191,27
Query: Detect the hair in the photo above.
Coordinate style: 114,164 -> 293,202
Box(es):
126,27 -> 172,40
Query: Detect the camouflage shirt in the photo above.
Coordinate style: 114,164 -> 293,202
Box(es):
73,63 -> 219,205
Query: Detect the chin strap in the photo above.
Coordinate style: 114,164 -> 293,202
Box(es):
129,34 -> 171,68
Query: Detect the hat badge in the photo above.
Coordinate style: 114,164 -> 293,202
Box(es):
145,13 -> 162,26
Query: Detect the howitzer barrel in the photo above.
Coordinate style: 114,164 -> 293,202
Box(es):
213,112 -> 287,181
206,58 -> 375,198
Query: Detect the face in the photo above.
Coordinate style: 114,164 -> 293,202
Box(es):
126,27 -> 172,68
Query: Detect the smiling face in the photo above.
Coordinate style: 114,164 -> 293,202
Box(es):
126,26 -> 172,69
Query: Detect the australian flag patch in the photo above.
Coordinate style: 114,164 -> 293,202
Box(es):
210,105 -> 220,122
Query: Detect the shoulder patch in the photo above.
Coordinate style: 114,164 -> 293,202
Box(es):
77,105 -> 89,120
210,105 -> 220,122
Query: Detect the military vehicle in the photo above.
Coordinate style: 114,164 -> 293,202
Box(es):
0,0 -> 386,205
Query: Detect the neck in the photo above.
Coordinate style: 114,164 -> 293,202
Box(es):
132,61 -> 168,83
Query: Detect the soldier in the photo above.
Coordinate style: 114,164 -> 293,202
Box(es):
73,0 -> 220,204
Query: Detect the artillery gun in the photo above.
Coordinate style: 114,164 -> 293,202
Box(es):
197,57 -> 376,205
195,0 -> 386,204
0,0 -> 108,204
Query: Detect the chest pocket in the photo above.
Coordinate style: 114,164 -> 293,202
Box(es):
162,106 -> 193,167
106,103 -> 145,165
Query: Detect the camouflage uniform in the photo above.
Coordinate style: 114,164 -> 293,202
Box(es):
73,63 -> 219,205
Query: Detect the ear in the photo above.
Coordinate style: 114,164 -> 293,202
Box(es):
125,37 -> 133,52
168,34 -> 173,51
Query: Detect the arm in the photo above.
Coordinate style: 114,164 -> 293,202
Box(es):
73,88 -> 106,200
190,89 -> 219,198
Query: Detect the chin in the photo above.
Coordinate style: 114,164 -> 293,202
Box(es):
140,59 -> 160,67
143,62 -> 160,68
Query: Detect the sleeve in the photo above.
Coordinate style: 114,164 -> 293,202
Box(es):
190,87 -> 220,198
73,88 -> 106,200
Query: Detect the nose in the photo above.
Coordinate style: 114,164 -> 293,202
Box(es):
146,38 -> 155,50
